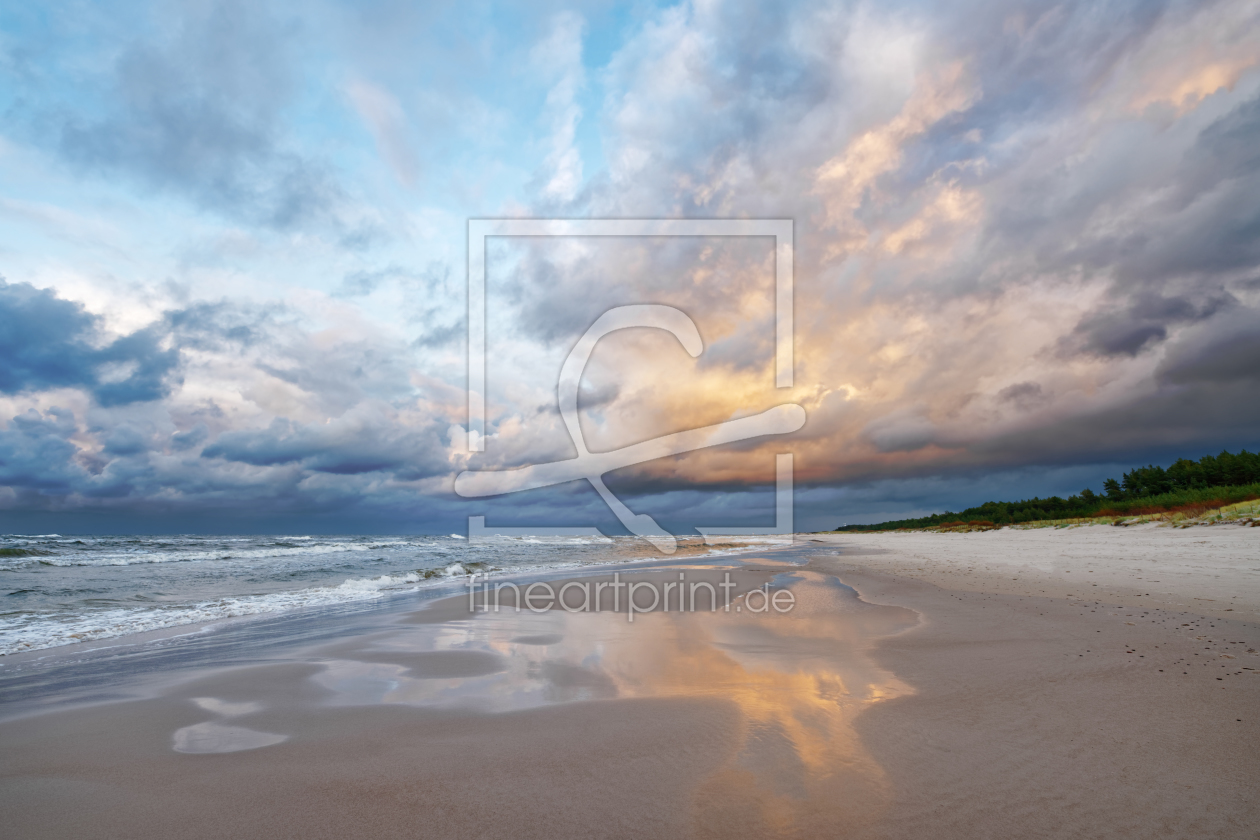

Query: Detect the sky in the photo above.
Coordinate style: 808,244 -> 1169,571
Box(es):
1,0 -> 1258,535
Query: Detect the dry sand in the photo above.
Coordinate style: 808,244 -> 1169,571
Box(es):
810,521 -> 1260,620
1,525 -> 1257,838
804,525 -> 1260,839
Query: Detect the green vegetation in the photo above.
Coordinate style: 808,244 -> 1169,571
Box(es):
835,449 -> 1260,532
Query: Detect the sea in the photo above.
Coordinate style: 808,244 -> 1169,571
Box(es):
0,533 -> 785,657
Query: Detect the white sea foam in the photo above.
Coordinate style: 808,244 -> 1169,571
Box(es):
0,571 -> 431,656
0,534 -> 791,657
29,542 -> 382,568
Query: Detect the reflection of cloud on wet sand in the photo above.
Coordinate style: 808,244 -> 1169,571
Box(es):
310,569 -> 916,835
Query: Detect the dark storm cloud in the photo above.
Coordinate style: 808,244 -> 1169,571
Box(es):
0,280 -> 180,406
1068,291 -> 1237,357
5,0 -> 1260,533
997,382 -> 1045,408
1157,306 -> 1260,385
0,408 -> 82,492
0,278 -> 458,522
976,377 -> 1260,464
201,418 -> 382,471
93,326 -> 182,406
101,424 -> 150,457
0,279 -> 97,393
170,424 -> 209,452
202,410 -> 449,478
863,409 -> 940,454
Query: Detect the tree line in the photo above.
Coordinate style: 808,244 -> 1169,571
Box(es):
834,449 -> 1260,531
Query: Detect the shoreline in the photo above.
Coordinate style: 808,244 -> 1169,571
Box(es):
0,545 -> 799,721
3,527 -> 1258,837
0,535 -> 792,662
1,551 -> 917,838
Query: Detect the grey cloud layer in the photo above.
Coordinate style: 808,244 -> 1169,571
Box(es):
0,283 -> 454,520
202,407 -> 449,479
3,0 -> 1259,531
31,2 -> 355,235
495,0 -> 1260,475
0,280 -> 179,406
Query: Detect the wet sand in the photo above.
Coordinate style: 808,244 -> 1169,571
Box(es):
2,530 -> 1259,838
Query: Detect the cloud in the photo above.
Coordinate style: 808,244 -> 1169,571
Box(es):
4,0 -> 1260,531
0,279 -> 180,406
48,2 -> 347,231
863,408 -> 940,454
997,381 -> 1048,411
0,279 -> 98,394
1157,306 -> 1260,385
529,12 -> 586,204
1181,92 -> 1260,194
202,402 -> 448,478
345,79 -> 419,187
0,408 -> 83,493
170,423 -> 209,452
0,274 -> 471,523
478,0 -> 1260,495
1067,291 -> 1237,357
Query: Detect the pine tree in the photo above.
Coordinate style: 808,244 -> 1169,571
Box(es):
1103,478 -> 1124,501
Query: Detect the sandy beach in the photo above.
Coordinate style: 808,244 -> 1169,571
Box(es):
9,0 -> 1260,835
2,525 -> 1257,839
807,524 -> 1260,839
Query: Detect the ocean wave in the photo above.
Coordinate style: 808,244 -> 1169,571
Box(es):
0,565 -> 476,656
0,534 -> 792,656
29,542 -> 391,568
0,548 -> 52,558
